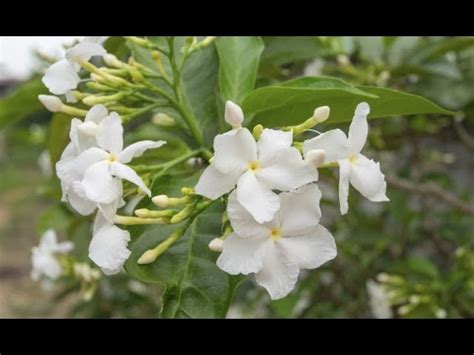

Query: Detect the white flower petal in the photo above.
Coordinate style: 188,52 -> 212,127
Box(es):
89,224 -> 131,275
338,159 -> 351,215
118,140 -> 166,164
254,242 -> 299,300
257,128 -> 293,163
84,104 -> 109,123
39,229 -> 58,250
82,161 -> 120,204
213,128 -> 257,174
96,113 -> 123,154
227,190 -> 271,239
278,184 -> 322,236
279,225 -> 337,269
195,164 -> 240,200
73,147 -> 108,177
64,90 -> 77,103
42,59 -> 81,95
258,147 -> 318,191
83,36 -> 108,44
98,196 -> 123,224
348,102 -> 370,154
66,186 -> 97,215
303,129 -> 349,163
31,251 -> 62,280
93,211 -> 109,234
237,171 -> 280,224
65,42 -> 106,63
55,240 -> 75,254
109,162 -> 151,196
349,154 -> 389,202
216,232 -> 267,275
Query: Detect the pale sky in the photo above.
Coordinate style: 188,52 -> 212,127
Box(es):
0,36 -> 83,81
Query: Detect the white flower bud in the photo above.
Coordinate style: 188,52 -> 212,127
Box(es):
137,249 -> 159,265
305,149 -> 326,168
77,121 -> 99,137
225,101 -> 244,128
313,106 -> 330,123
152,194 -> 169,208
38,95 -> 63,112
103,53 -> 123,68
208,238 -> 224,252
152,113 -> 175,127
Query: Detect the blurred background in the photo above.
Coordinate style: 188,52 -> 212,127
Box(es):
0,36 -> 473,318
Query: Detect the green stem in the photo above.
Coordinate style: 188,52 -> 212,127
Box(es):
133,148 -> 205,173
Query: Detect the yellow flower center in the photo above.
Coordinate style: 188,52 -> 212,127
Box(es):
348,153 -> 358,164
269,228 -> 282,242
248,160 -> 261,173
107,153 -> 118,163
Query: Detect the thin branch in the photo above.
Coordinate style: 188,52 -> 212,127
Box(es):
386,176 -> 474,217
454,116 -> 474,150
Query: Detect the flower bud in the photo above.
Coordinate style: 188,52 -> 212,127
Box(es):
152,195 -> 169,208
208,238 -> 224,252
137,248 -> 159,265
152,113 -> 175,127
252,124 -> 264,140
103,53 -> 123,68
225,101 -> 244,128
38,95 -> 63,112
305,149 -> 326,168
313,106 -> 330,124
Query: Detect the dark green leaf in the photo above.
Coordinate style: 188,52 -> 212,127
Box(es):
242,76 -> 453,127
125,173 -> 241,318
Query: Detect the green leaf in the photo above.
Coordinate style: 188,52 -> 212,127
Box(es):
125,173 -> 241,318
242,76 -> 453,127
182,44 -> 222,145
261,37 -> 328,65
48,113 -> 72,165
0,76 -> 47,129
216,36 -> 264,104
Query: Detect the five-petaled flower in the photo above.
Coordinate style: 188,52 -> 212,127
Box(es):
303,102 -> 389,215
196,101 -> 317,223
217,184 -> 337,300
31,229 -> 74,282
42,37 -> 107,100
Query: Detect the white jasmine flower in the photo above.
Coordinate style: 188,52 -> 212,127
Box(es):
303,102 -> 389,215
88,212 -> 131,275
366,279 -> 393,319
196,102 -> 317,223
31,229 -> 74,282
56,105 -> 117,217
217,184 -> 337,300
75,114 -> 165,208
42,37 -> 106,96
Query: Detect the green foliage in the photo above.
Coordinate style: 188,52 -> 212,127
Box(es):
125,173 -> 241,318
216,36 -> 264,104
242,76 -> 452,127
0,77 -> 47,129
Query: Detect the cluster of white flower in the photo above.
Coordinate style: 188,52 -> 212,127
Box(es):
197,101 -> 389,299
36,37 -> 388,300
53,104 -> 165,275
31,229 -> 74,284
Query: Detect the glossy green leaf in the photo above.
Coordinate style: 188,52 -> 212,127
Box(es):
0,76 -> 47,129
182,44 -> 222,145
242,76 -> 453,127
216,36 -> 264,104
261,37 -> 328,65
125,173 -> 241,318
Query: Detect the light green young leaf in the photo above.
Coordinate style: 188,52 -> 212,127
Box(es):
216,36 -> 264,104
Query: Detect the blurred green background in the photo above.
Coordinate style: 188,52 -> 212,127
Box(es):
0,36 -> 473,318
